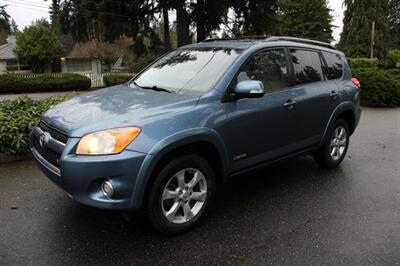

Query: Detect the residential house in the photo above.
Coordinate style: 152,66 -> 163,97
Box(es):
0,35 -> 101,74
60,56 -> 102,74
0,36 -> 31,73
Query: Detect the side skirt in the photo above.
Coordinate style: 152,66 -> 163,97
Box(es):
228,147 -> 316,179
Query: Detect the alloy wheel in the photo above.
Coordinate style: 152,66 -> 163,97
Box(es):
330,125 -> 347,161
161,168 -> 207,224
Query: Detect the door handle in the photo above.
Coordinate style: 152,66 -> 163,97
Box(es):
330,91 -> 339,99
283,99 -> 296,110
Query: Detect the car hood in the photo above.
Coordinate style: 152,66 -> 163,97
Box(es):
42,85 -> 200,137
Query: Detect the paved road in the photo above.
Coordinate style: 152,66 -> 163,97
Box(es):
1,108 -> 399,265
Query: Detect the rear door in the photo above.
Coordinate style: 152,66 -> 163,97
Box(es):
285,48 -> 335,148
321,50 -> 344,115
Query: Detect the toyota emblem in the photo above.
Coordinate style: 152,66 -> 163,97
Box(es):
39,132 -> 50,148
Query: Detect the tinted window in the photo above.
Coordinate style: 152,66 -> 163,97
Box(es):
290,49 -> 324,85
237,49 -> 288,92
322,51 -> 343,80
134,48 -> 241,92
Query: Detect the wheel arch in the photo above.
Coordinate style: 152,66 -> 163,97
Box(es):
129,128 -> 229,209
320,102 -> 356,147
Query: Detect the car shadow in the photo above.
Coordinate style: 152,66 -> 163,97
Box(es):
50,155 -> 349,264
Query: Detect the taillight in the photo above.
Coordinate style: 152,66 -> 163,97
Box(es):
352,77 -> 361,88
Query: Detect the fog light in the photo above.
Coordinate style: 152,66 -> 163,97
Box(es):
101,180 -> 114,198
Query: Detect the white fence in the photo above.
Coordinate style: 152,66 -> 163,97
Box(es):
80,73 -> 134,88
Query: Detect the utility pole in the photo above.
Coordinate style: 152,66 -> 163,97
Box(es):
370,21 -> 375,59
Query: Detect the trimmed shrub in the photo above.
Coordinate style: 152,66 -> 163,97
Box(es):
0,73 -> 91,94
386,68 -> 400,80
348,58 -> 378,70
0,93 -> 77,155
103,74 -> 133,87
357,69 -> 400,107
351,67 -> 379,79
379,49 -> 400,69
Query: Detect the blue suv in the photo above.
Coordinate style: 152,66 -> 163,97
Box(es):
29,37 -> 361,234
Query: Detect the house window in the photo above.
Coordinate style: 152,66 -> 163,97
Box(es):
6,60 -> 19,71
66,59 -> 92,72
19,62 -> 31,71
6,60 -> 31,71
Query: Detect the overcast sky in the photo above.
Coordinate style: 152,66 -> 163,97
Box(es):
3,0 -> 345,43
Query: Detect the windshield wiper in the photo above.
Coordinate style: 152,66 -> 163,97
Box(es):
133,81 -> 175,93
146,85 -> 175,93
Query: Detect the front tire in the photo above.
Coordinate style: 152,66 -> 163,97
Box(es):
314,118 -> 350,168
146,154 -> 215,235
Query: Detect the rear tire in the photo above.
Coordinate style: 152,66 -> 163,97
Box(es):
314,118 -> 350,168
146,154 -> 215,235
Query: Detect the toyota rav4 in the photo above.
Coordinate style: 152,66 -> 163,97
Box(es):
30,36 -> 361,234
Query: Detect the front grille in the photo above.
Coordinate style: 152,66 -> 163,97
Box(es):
33,138 -> 61,167
33,121 -> 69,168
38,121 -> 68,144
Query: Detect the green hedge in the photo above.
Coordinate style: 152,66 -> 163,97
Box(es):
386,68 -> 400,80
356,69 -> 400,107
103,74 -> 133,87
378,50 -> 400,69
348,58 -> 378,70
0,94 -> 77,155
351,67 -> 379,79
348,56 -> 400,107
0,73 -> 91,94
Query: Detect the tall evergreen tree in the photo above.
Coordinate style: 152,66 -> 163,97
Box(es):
191,0 -> 229,42
0,5 -> 10,44
339,0 -> 390,58
48,0 -> 62,35
389,0 -> 400,48
230,0 -> 279,36
10,19 -> 18,34
279,0 -> 333,43
59,0 -> 157,43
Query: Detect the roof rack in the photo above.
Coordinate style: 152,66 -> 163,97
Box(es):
202,35 -> 336,50
265,36 -> 336,50
202,38 -> 234,42
202,36 -> 269,42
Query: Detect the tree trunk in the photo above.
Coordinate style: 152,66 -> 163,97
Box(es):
196,0 -> 206,42
130,19 -> 139,42
175,0 -> 191,47
162,2 -> 171,50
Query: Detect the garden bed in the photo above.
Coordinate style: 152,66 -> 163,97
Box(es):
0,94 -> 77,158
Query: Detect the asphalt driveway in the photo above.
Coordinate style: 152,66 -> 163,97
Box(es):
1,108 -> 399,265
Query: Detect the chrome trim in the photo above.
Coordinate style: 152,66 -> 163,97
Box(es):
101,181 -> 114,198
34,126 -> 66,153
31,147 -> 61,176
249,88 -> 264,94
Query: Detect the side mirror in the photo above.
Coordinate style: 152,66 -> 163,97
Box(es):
233,80 -> 264,99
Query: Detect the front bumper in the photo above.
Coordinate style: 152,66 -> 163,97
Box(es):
29,127 -> 147,210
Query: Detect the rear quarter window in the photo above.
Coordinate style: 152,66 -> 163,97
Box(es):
289,49 -> 324,85
322,51 -> 343,80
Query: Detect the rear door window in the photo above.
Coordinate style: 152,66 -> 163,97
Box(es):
289,49 -> 324,85
322,51 -> 343,80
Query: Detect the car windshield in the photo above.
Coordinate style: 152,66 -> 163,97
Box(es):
132,48 -> 242,93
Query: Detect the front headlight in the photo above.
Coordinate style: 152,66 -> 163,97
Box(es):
76,127 -> 141,155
